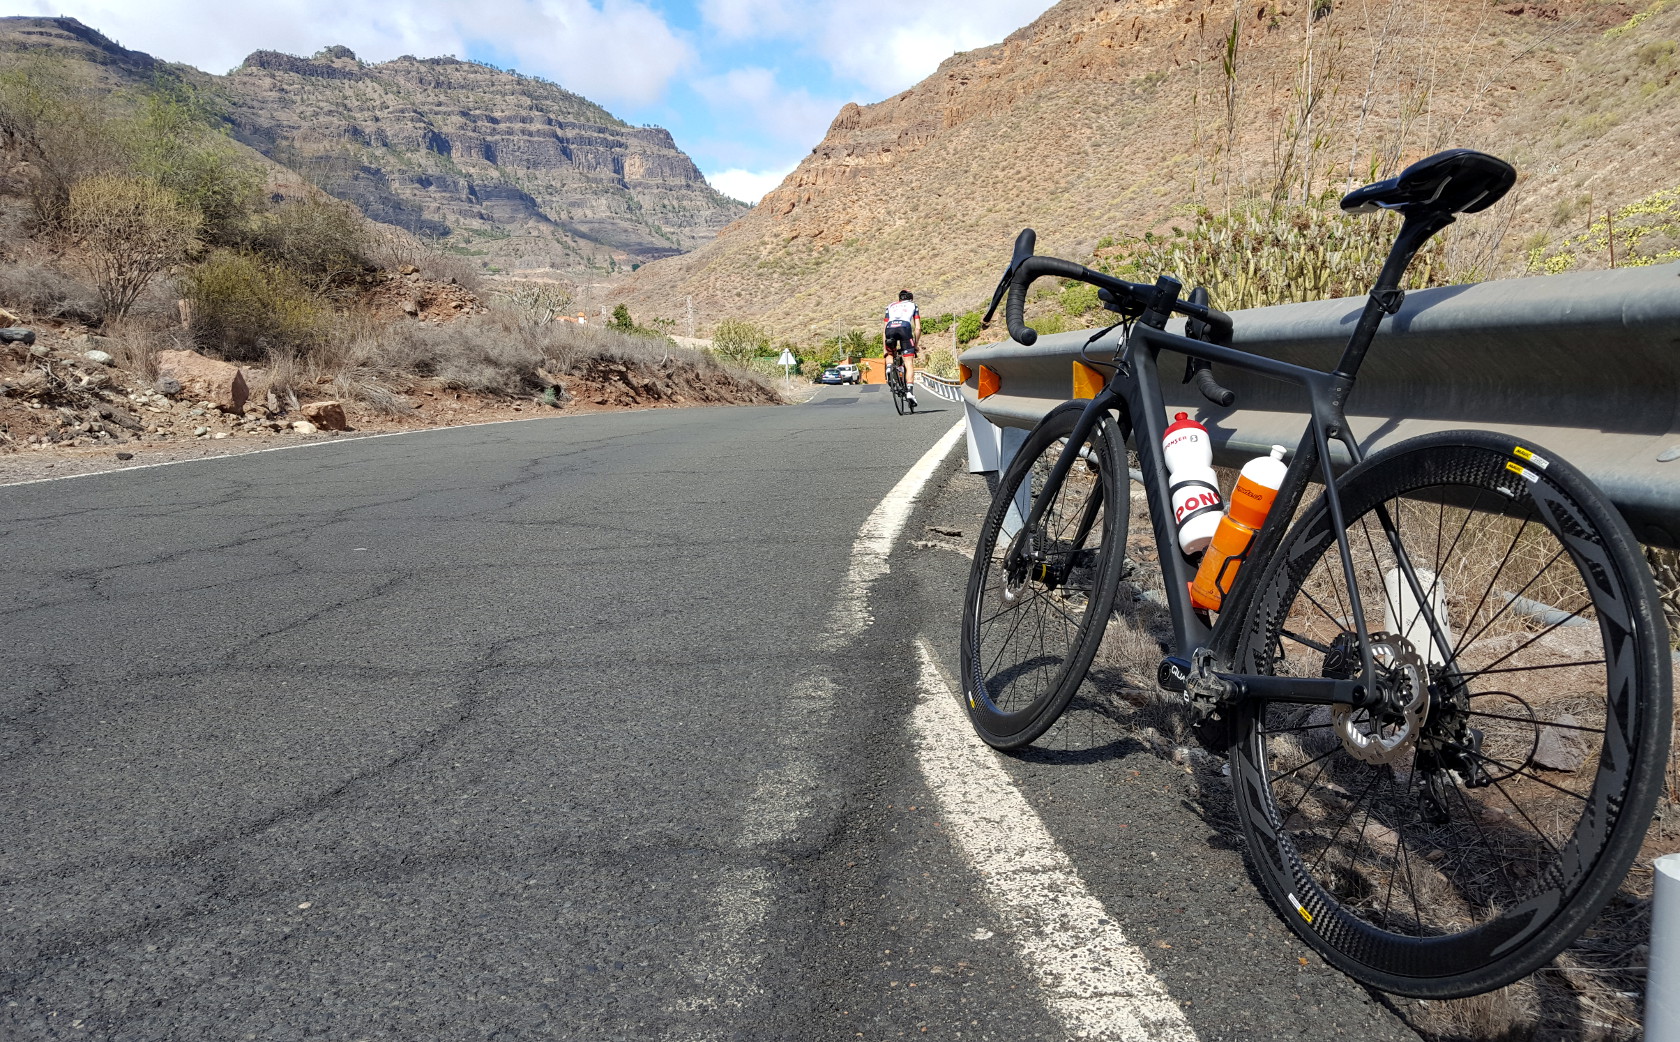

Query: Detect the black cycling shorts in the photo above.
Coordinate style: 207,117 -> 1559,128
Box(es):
884,322 -> 917,356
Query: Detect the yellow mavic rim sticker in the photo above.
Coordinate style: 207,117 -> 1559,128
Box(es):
1288,893 -> 1314,924
1513,445 -> 1551,470
1505,461 -> 1539,483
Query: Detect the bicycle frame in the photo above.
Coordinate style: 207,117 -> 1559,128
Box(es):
1001,209 -> 1466,711
1017,320 -> 1414,711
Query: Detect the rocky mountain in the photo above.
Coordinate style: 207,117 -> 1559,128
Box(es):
0,17 -> 746,278
614,0 -> 1679,338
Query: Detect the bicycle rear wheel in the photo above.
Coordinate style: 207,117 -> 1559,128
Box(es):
1230,430 -> 1670,997
961,402 -> 1129,748
889,363 -> 907,415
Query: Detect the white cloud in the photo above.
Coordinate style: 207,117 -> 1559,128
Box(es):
696,0 -> 799,41
693,66 -> 838,154
707,166 -> 795,204
29,0 -> 693,107
695,0 -> 1054,95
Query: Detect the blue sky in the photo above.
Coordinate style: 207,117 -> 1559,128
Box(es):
14,0 -> 1056,202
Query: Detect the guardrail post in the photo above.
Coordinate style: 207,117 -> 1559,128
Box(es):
961,400 -> 1030,536
1650,852 -> 1680,1040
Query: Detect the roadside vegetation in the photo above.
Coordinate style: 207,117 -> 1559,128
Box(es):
0,59 -> 774,436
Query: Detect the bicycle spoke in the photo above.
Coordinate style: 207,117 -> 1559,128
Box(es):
1468,751 -> 1591,805
1459,659 -> 1605,681
1465,708 -> 1603,734
1447,512 -> 1536,660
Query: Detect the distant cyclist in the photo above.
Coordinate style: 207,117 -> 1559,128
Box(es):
883,290 -> 921,407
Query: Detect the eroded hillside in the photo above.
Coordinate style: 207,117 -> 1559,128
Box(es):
615,0 -> 1677,337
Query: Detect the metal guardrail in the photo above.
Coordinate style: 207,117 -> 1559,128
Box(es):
957,262 -> 1680,548
916,371 -> 965,404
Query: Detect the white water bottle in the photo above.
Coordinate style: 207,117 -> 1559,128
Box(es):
1163,411 -> 1222,555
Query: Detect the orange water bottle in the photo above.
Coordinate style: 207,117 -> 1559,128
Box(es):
1190,445 -> 1288,611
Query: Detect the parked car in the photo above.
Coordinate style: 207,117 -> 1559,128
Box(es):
819,363 -> 861,384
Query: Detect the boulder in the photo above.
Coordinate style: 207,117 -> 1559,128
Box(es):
85,349 -> 115,366
300,400 -> 350,431
156,350 -> 248,412
1533,713 -> 1587,772
291,420 -> 318,434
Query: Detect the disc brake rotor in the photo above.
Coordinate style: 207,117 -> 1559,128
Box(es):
1332,633 -> 1428,765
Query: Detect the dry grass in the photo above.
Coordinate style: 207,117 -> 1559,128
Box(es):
248,305 -> 777,417
0,260 -> 99,324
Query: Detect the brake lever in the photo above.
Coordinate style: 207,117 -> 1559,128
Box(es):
984,228 -> 1039,326
982,269 -> 1010,325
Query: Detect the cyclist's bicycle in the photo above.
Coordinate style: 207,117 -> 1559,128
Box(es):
886,350 -> 915,415
960,149 -> 1672,998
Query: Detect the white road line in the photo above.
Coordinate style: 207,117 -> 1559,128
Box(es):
911,640 -> 1198,1042
823,420 -> 965,648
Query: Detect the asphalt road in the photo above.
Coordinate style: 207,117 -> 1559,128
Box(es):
2,386 -> 1421,1041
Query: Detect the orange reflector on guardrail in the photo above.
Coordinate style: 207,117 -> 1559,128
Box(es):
1072,361 -> 1106,400
960,363 -> 973,384
977,365 -> 1001,399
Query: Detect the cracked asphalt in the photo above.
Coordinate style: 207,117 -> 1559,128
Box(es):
1,386 -> 1419,1041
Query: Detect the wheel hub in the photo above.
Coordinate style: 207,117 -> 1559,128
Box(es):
1330,633 -> 1428,765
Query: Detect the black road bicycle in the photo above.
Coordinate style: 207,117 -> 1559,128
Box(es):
886,352 -> 915,415
959,149 -> 1672,998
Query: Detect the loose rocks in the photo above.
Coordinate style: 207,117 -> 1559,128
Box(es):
156,349 -> 249,413
1534,713 -> 1587,772
300,400 -> 350,431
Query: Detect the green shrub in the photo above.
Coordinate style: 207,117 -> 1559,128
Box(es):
66,174 -> 201,322
955,311 -> 984,344
0,60 -> 128,229
921,312 -> 956,335
1033,313 -> 1068,337
245,196 -> 368,294
920,346 -> 960,379
1059,281 -> 1100,317
610,303 -> 633,330
182,250 -> 328,362
711,318 -> 770,365
127,85 -> 262,247
1526,185 -> 1680,274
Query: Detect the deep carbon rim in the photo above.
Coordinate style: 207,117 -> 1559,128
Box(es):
1231,432 -> 1665,995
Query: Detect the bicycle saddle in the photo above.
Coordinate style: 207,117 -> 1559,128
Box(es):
1340,149 -> 1516,216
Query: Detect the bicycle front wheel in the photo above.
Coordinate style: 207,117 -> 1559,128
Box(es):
1230,430 -> 1671,997
961,402 -> 1129,749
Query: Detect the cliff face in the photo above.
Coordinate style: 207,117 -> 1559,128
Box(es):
0,18 -> 747,278
223,49 -> 746,273
615,0 -> 1662,337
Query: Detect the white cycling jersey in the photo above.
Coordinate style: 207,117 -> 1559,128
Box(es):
884,300 -> 919,326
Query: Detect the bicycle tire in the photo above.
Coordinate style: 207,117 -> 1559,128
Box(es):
888,363 -> 907,415
1228,430 -> 1671,997
961,401 -> 1129,748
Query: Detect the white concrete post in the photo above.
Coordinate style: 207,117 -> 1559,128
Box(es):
1649,853 -> 1680,1040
